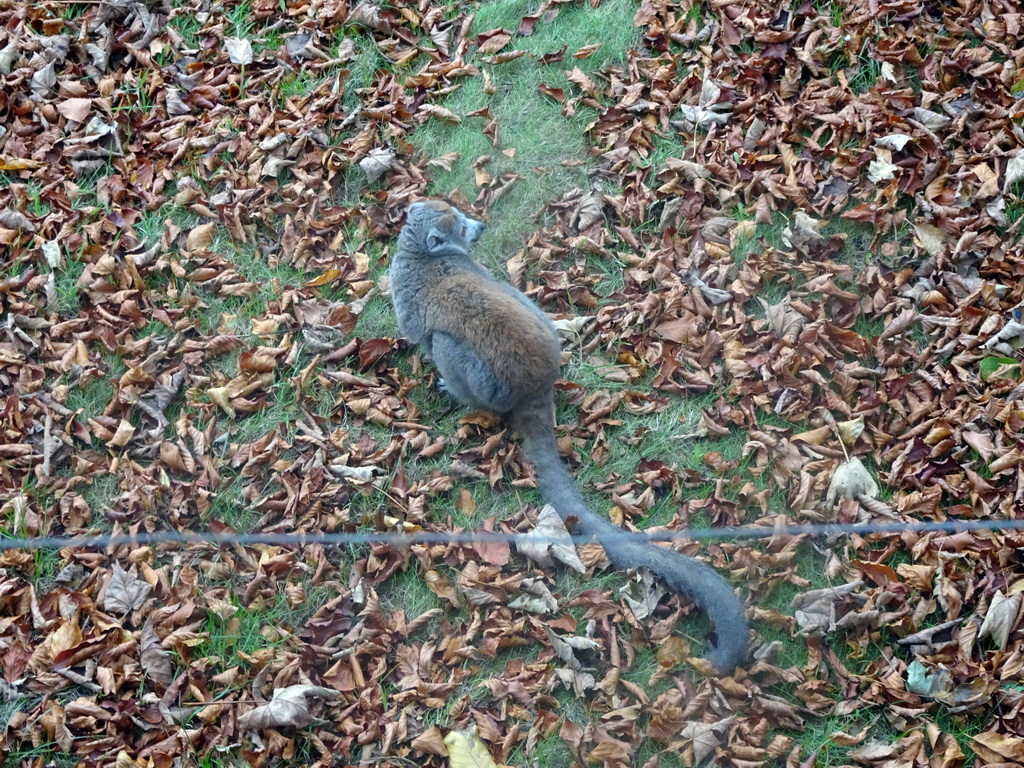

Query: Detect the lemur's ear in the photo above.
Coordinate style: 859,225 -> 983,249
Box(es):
426,228 -> 444,253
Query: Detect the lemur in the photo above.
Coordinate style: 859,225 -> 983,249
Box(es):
389,200 -> 748,674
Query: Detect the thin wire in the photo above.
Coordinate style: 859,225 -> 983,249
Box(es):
2,518 -> 1023,550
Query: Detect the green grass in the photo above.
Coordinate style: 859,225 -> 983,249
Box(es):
353,293 -> 398,339
77,475 -> 118,518
411,0 -> 639,262
111,68 -> 156,114
277,72 -> 327,104
793,714 -> 894,766
51,257 -> 86,316
0,744 -> 78,768
337,32 -> 396,114
509,732 -> 576,767
167,9 -> 205,51
205,476 -> 257,530
192,596 -> 296,665
378,564 -> 445,622
64,368 -> 114,424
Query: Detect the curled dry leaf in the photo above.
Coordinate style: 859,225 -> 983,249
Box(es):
1004,150 -> 1024,193
105,421 -> 136,450
912,222 -> 947,257
410,726 -> 448,757
476,28 -> 512,55
0,157 -> 45,171
867,152 -> 899,183
508,578 -> 559,614
41,241 -> 61,268
911,107 -> 951,130
359,147 -> 397,183
426,152 -> 459,171
237,684 -> 339,731
674,71 -> 732,132
836,415 -> 865,447
57,98 -> 93,123
328,463 -> 384,483
620,568 -> 667,621
31,60 -> 57,98
878,307 -> 920,341
701,215 -> 735,244
224,37 -> 254,66
758,295 -> 805,340
875,133 -> 913,150
681,717 -> 735,766
549,315 -> 594,342
420,104 -> 462,124
981,320 -> 1024,355
791,581 -> 865,635
783,211 -> 826,255
206,386 -> 236,418
348,1 -> 391,33
825,458 -> 879,507
0,208 -> 36,232
517,505 -> 586,573
685,272 -> 733,305
545,625 -> 599,670
0,36 -> 19,75
573,190 -> 604,232
185,222 -> 217,251
978,591 -> 1022,650
972,732 -> 1024,764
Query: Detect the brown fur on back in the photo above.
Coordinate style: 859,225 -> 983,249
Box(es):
424,272 -> 560,409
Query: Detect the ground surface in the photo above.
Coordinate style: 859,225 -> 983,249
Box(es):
1,0 -> 1024,766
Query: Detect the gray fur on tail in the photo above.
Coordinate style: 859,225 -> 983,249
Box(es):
514,406 -> 749,674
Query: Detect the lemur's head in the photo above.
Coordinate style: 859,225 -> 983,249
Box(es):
403,201 -> 485,257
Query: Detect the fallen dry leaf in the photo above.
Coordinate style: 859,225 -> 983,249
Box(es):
237,685 -> 339,730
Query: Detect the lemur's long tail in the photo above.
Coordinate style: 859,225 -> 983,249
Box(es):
513,405 -> 749,674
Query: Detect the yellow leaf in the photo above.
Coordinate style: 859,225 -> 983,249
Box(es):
0,157 -> 45,171
304,269 -> 340,287
207,386 -> 236,417
443,725 -> 496,768
791,425 -> 830,445
186,222 -> 218,251
106,419 -> 136,448
837,415 -> 865,446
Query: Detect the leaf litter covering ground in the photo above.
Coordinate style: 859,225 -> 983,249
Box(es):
1,0 -> 1024,765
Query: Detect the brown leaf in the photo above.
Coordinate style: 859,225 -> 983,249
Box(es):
106,419 -> 136,448
573,190 -> 603,231
476,28 -> 512,55
681,718 -> 734,765
411,726 -> 449,756
474,519 -> 510,566
0,157 -> 45,171
139,620 -> 174,686
426,152 -> 459,171
971,732 -> 1024,764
